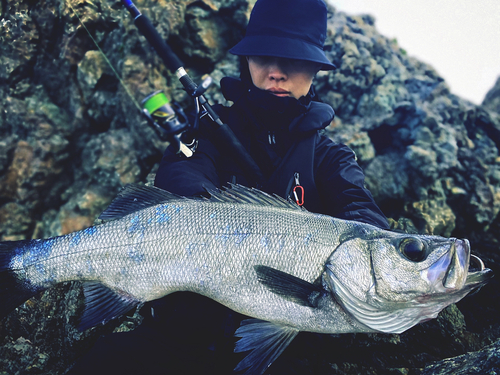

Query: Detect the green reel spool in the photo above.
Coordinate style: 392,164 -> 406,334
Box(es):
142,91 -> 175,121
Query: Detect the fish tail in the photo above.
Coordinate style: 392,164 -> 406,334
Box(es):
0,240 -> 44,319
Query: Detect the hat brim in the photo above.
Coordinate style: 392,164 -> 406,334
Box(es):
229,35 -> 336,71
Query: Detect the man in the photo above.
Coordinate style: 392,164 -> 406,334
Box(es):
155,0 -> 387,228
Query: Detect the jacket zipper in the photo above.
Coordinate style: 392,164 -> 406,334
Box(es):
268,131 -> 276,145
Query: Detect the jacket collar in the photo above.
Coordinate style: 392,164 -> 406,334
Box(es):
220,77 -> 334,132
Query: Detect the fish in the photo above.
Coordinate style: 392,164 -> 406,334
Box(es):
0,184 -> 493,374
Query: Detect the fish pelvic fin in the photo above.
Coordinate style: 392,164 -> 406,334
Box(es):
0,240 -> 45,319
79,282 -> 142,331
234,319 -> 299,375
254,265 -> 324,307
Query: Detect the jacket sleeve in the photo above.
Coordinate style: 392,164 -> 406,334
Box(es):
153,137 -> 221,197
314,135 -> 389,229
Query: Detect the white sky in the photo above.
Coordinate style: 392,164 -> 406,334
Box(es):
329,0 -> 500,105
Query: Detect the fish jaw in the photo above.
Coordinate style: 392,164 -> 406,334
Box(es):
444,239 -> 469,289
424,239 -> 470,292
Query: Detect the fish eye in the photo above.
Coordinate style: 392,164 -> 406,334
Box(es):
399,238 -> 426,262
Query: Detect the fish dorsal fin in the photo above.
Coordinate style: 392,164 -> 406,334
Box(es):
100,184 -> 299,221
99,184 -> 184,220
254,265 -> 324,308
79,282 -> 142,331
325,265 -> 423,334
207,184 -> 302,210
234,319 -> 299,375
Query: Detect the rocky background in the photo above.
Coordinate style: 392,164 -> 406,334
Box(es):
1,0 -> 500,374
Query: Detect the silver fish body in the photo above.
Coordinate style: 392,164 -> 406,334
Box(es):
0,184 -> 493,374
7,186 -> 362,333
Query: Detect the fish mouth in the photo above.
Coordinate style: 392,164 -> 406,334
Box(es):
430,239 -> 493,291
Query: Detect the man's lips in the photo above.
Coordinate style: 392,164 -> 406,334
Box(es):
267,88 -> 290,97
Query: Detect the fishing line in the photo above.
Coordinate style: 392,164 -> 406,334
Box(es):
67,1 -> 143,112
67,1 -> 194,157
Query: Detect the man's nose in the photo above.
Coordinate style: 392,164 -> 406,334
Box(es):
267,59 -> 287,81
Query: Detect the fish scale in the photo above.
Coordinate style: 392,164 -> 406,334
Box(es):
0,184 -> 493,375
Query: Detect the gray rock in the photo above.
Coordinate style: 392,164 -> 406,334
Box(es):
421,339 -> 500,375
483,76 -> 500,114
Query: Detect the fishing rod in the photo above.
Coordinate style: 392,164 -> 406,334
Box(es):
121,0 -> 265,185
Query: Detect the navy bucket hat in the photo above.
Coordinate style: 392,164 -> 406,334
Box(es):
229,0 -> 336,71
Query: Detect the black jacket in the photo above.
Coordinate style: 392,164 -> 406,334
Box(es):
154,77 -> 389,229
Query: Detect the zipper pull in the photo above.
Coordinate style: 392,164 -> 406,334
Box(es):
292,172 -> 304,206
294,172 -> 300,186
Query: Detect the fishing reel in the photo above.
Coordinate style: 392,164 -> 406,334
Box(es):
141,91 -> 194,157
141,75 -> 214,158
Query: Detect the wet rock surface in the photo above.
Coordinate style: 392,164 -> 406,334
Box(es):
1,0 -> 500,374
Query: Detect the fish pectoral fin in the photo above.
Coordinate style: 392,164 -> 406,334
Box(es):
254,265 -> 323,308
234,319 -> 299,375
79,282 -> 142,331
